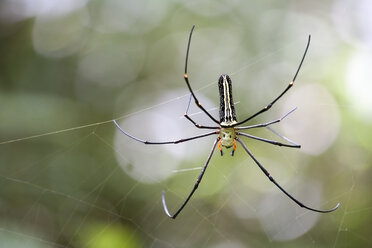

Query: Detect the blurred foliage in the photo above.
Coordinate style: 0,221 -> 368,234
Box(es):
0,0 -> 372,247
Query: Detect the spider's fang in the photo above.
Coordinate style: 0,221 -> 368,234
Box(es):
218,141 -> 223,156
231,139 -> 237,156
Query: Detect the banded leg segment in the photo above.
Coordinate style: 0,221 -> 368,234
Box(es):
184,94 -> 219,130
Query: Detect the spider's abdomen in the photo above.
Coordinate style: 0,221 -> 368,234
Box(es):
218,74 -> 237,126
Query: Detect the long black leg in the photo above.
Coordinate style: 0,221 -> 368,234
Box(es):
113,120 -> 218,145
237,132 -> 300,148
236,107 -> 297,131
236,137 -> 340,213
184,25 -> 220,125
236,35 -> 311,126
184,114 -> 219,129
184,94 -> 219,129
162,138 -> 219,219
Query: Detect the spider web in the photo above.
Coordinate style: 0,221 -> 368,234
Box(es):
0,80 -> 365,248
0,25 -> 370,248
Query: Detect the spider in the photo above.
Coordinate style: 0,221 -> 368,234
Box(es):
113,25 -> 340,219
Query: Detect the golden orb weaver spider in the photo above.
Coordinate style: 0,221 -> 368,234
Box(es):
114,25 -> 340,219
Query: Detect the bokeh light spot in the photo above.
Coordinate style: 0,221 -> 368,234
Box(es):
282,83 -> 340,155
346,48 -> 372,121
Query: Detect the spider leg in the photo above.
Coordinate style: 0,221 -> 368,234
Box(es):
236,137 -> 340,213
237,132 -> 300,148
113,120 -> 218,145
184,94 -> 220,129
236,35 -> 311,126
162,137 -> 219,219
183,25 -> 220,125
184,114 -> 220,129
265,126 -> 300,147
236,107 -> 297,131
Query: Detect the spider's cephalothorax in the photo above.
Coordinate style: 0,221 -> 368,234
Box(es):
114,25 -> 340,219
218,127 -> 236,156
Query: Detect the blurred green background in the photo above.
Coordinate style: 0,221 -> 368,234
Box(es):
1,0 -> 371,247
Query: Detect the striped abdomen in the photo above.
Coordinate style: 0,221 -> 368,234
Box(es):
218,74 -> 237,126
